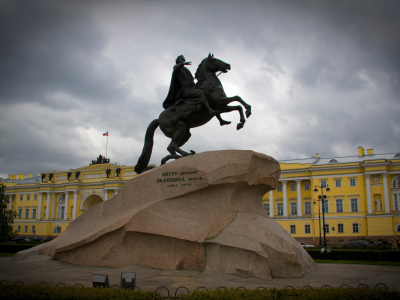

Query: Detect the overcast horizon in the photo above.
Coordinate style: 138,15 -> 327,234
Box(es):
1,0 -> 399,178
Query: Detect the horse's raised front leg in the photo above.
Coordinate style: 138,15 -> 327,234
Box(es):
217,96 -> 252,118
221,105 -> 246,130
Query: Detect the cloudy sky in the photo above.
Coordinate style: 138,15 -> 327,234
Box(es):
0,0 -> 399,178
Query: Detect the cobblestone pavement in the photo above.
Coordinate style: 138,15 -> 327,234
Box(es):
1,255 -> 399,293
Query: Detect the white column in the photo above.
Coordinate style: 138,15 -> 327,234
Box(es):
296,179 -> 302,217
114,188 -> 120,195
365,173 -> 372,214
104,189 -> 108,201
73,190 -> 78,220
37,192 -> 43,220
269,190 -> 274,217
282,180 -> 288,217
46,192 -> 50,220
51,193 -> 55,219
8,194 -> 13,210
64,192 -> 69,220
382,172 -> 390,213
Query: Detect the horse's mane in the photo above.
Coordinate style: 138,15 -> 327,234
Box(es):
194,57 -> 208,82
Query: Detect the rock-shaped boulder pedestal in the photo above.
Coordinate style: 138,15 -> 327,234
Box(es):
40,150 -> 317,279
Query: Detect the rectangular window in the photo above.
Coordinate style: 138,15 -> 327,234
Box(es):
350,178 -> 356,186
305,224 -> 311,234
335,179 -> 341,187
264,203 -> 270,214
395,194 -> 399,211
304,202 -> 311,214
324,224 -> 330,234
19,195 -> 23,201
57,206 -> 65,219
17,226 -> 20,232
290,202 -> 297,215
290,184 -> 296,191
32,209 -> 37,219
24,226 -> 27,233
339,239 -> 344,243
322,200 -> 329,213
290,225 -> 296,234
277,185 -> 282,192
304,183 -> 310,191
351,198 -> 358,212
31,226 -> 35,233
44,206 -> 46,219
26,195 -> 30,201
277,203 -> 283,215
320,180 -> 327,188
34,195 -> 37,201
338,224 -> 344,233
336,199 -> 343,213
18,209 -> 22,218
25,209 -> 29,219
353,224 -> 359,233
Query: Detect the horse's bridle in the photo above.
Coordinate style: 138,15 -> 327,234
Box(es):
197,71 -> 223,84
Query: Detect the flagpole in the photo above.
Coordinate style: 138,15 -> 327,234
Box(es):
106,129 -> 108,159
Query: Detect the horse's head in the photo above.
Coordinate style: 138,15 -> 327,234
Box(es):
195,53 -> 231,81
206,53 -> 231,73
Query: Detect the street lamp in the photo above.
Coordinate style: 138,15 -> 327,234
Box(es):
314,184 -> 330,248
313,199 -> 322,246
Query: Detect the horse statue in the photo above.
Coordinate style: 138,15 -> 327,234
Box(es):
135,54 -> 252,174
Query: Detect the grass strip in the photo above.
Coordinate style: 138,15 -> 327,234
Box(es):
315,259 -> 400,266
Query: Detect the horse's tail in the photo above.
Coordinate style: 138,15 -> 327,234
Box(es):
135,119 -> 159,174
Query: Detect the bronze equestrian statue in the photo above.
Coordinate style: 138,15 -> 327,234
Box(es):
135,53 -> 251,174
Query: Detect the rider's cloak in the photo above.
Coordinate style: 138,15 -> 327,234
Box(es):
163,66 -> 197,109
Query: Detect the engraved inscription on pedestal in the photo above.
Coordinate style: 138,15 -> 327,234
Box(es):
156,171 -> 203,188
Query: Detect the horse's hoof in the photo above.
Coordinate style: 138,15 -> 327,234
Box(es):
237,123 -> 244,130
190,150 -> 196,154
220,121 -> 231,126
246,108 -> 252,118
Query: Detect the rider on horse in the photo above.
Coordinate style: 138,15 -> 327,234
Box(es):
163,55 -> 220,117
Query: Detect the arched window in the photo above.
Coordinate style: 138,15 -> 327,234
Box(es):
53,226 -> 61,233
396,224 -> 400,232
58,194 -> 65,202
393,176 -> 400,188
329,159 -> 338,163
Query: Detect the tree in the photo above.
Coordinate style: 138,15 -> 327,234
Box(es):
0,183 -> 16,242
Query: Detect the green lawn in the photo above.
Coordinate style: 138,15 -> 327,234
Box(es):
0,253 -> 15,257
315,259 -> 400,266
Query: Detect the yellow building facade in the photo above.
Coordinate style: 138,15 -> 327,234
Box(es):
2,147 -> 400,245
263,147 -> 400,245
2,161 -> 139,238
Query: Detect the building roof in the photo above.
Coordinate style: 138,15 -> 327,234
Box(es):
279,153 -> 399,166
1,176 -> 42,184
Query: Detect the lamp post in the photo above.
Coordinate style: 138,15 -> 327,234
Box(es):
314,184 -> 330,248
313,199 -> 322,246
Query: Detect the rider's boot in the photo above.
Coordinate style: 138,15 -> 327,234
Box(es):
217,114 -> 231,126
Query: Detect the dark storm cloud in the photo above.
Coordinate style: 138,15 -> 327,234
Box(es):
1,0 -> 400,179
0,1 -> 128,106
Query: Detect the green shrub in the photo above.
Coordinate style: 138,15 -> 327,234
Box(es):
306,249 -> 400,262
0,243 -> 37,253
0,284 -> 161,300
179,287 -> 398,300
0,285 -> 398,300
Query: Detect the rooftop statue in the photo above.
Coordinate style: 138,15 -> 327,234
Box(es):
135,53 -> 251,174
